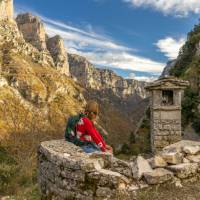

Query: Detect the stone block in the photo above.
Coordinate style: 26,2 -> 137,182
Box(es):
111,157 -> 132,178
166,163 -> 198,179
60,170 -> 85,182
87,169 -> 129,189
81,158 -> 104,172
161,151 -> 183,164
144,168 -> 173,185
186,155 -> 200,163
183,145 -> 200,155
163,140 -> 200,154
149,155 -> 167,168
131,156 -> 153,180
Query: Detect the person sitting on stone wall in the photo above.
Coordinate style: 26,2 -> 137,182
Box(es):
65,100 -> 113,154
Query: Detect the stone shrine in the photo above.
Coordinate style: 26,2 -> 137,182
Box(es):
145,77 -> 189,152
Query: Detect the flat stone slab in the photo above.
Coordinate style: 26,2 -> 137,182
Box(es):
144,168 -> 173,185
166,163 -> 198,179
87,168 -> 130,189
183,145 -> 200,155
163,140 -> 200,153
186,155 -> 200,163
161,151 -> 183,164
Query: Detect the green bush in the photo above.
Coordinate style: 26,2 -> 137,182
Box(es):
0,147 -> 18,194
192,114 -> 200,134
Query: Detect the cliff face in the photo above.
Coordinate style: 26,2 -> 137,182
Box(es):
16,13 -> 70,76
161,59 -> 177,78
16,13 -> 47,51
69,54 -> 146,99
0,0 -> 13,20
47,35 -> 70,75
0,19 -> 85,137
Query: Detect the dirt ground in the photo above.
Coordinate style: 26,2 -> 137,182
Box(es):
137,181 -> 200,200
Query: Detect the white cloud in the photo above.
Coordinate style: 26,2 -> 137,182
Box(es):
155,37 -> 185,60
78,51 -> 165,73
15,4 -> 165,74
134,76 -> 157,82
123,0 -> 200,17
127,72 -> 157,82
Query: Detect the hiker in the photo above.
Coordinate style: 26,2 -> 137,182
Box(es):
65,100 -> 113,154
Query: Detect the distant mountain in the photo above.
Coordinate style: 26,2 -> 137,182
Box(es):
68,53 -> 149,149
68,53 -> 146,99
0,1 -> 148,149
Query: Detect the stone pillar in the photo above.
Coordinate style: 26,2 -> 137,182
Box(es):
145,77 -> 189,153
0,0 -> 13,20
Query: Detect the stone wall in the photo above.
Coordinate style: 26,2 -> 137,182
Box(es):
0,0 -> 13,20
151,108 -> 182,152
38,140 -> 200,200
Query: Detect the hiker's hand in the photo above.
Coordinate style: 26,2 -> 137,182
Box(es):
106,145 -> 113,154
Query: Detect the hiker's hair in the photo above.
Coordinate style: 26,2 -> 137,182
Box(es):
85,100 -> 99,120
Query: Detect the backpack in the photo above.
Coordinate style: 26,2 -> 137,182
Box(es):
65,113 -> 87,146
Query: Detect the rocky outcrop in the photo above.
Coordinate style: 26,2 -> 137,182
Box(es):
38,139 -> 200,200
0,0 -> 13,20
47,35 -> 70,76
16,13 -> 70,76
161,59 -> 177,77
16,13 -> 47,51
0,20 -> 54,67
68,54 -> 146,99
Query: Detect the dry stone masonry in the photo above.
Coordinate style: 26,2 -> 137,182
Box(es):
38,139 -> 200,200
145,77 -> 189,152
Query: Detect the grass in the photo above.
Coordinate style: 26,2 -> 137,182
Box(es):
137,181 -> 200,200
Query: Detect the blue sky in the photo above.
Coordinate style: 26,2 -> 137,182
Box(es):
14,0 -> 199,81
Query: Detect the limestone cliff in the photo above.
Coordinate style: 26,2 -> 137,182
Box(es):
0,0 -> 13,20
16,13 -> 70,76
69,53 -> 146,99
161,59 -> 177,78
47,35 -> 70,76
16,13 -> 47,51
0,19 -> 85,137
